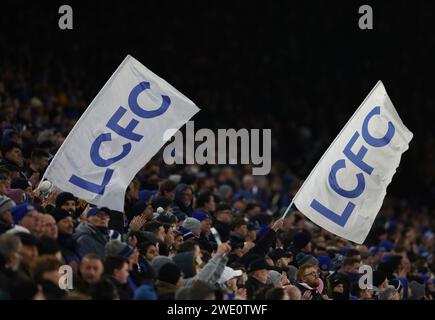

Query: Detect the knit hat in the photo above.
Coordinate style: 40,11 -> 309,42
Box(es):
55,192 -> 76,208
293,231 -> 311,250
151,256 -> 174,275
12,204 -> 35,224
87,207 -> 110,218
182,217 -> 202,234
151,196 -> 171,211
105,240 -> 134,258
267,270 -> 282,286
6,189 -> 26,204
192,210 -> 209,222
50,208 -> 72,223
0,195 -> 15,215
158,262 -> 182,285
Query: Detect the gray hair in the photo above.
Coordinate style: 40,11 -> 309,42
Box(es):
0,233 -> 21,260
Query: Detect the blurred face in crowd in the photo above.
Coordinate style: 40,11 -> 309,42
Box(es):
301,267 -> 321,288
80,257 -> 104,284
57,216 -> 74,235
61,200 -> 76,214
180,188 -> 193,207
247,229 -> 257,242
194,245 -> 203,274
144,244 -> 158,262
89,212 -> 110,228
113,262 -> 129,284
20,244 -> 38,268
6,147 -> 23,167
252,269 -> 269,284
42,214 -> 58,239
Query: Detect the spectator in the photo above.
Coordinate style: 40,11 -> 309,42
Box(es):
51,208 -> 80,270
75,254 -> 104,296
246,258 -> 270,299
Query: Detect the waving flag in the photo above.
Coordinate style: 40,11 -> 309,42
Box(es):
42,55 -> 200,211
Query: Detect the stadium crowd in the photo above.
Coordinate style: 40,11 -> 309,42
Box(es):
1,1 -> 435,301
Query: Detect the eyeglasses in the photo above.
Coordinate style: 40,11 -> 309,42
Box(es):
303,271 -> 320,278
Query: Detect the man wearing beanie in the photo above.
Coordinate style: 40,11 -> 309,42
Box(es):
0,195 -> 15,234
289,230 -> 312,257
155,262 -> 183,300
51,208 -> 80,267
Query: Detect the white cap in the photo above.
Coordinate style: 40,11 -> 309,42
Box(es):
217,267 -> 243,284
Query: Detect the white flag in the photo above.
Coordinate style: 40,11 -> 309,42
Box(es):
42,55 -> 200,211
292,81 -> 413,244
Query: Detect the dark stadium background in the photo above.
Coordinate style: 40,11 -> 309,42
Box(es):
1,0 -> 434,209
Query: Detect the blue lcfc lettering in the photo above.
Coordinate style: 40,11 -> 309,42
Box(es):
90,133 -> 131,167
128,81 -> 171,118
69,169 -> 114,195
